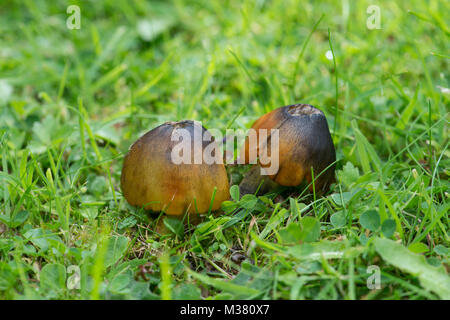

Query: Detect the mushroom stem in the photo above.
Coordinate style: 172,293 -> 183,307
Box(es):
239,165 -> 280,195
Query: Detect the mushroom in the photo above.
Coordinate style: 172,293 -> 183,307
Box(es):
239,104 -> 336,194
120,120 -> 229,216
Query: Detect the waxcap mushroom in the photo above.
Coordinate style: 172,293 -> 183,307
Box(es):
239,104 -> 336,194
121,120 -> 229,216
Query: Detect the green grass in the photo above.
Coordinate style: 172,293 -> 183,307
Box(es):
0,0 -> 449,300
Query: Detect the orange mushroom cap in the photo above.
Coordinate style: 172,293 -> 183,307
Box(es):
240,104 -> 336,192
121,120 -> 229,215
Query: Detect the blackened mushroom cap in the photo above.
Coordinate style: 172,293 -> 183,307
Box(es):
121,120 -> 230,215
240,104 -> 336,192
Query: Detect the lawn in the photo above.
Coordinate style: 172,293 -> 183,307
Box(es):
0,0 -> 449,300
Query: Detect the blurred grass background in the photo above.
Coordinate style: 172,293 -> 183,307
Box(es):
0,0 -> 448,300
